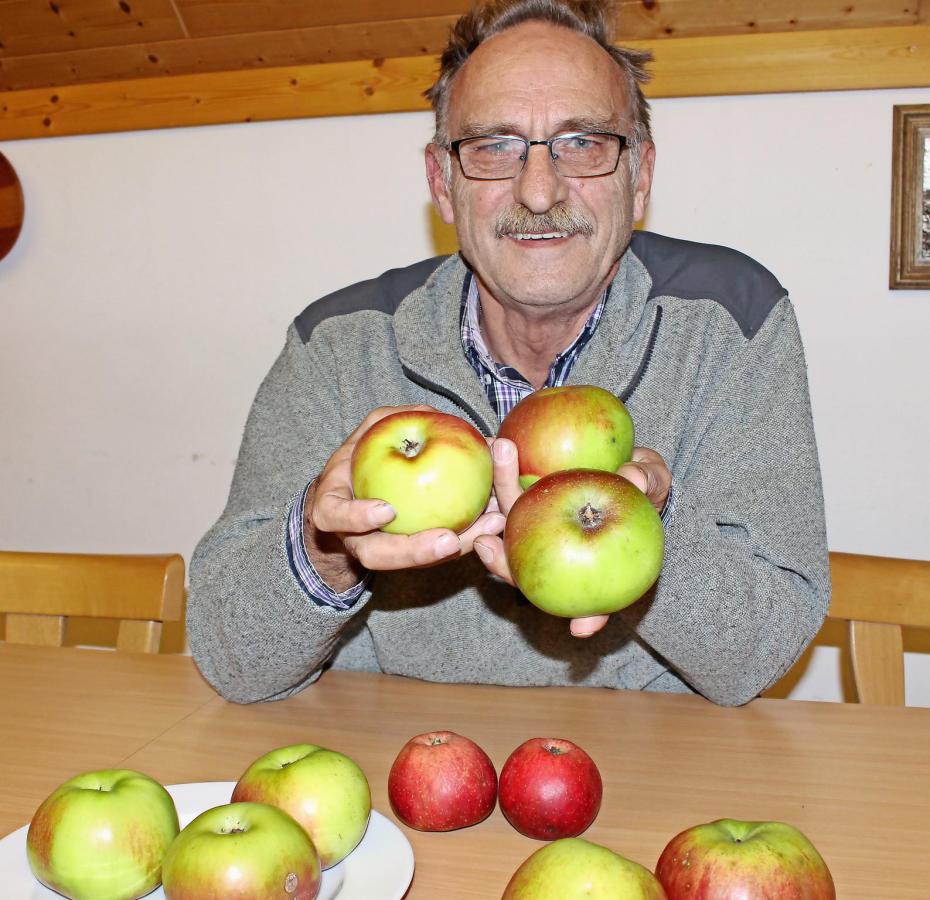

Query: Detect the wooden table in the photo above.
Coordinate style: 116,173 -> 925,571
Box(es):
2,644 -> 928,898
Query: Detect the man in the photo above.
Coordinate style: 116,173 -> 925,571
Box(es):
188,0 -> 830,707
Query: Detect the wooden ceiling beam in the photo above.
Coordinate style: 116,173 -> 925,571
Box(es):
0,16 -> 460,92
1,24 -> 929,142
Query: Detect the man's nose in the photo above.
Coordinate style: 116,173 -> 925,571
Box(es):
512,144 -> 569,214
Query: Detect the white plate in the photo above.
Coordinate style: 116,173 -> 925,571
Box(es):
0,781 -> 414,899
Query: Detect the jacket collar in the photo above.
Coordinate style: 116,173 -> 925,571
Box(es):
392,243 -> 654,431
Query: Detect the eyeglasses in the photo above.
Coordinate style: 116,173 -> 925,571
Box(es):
449,131 -> 627,181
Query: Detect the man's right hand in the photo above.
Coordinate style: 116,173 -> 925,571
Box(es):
303,405 -> 506,593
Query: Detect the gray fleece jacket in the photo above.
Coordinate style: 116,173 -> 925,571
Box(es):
188,230 -> 830,707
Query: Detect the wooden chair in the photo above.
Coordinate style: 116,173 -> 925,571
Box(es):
0,551 -> 185,654
828,551 -> 930,705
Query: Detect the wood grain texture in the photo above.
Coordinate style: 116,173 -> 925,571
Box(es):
615,0 -> 918,39
1,648 -> 928,898
0,150 -> 24,259
849,620 -> 906,704
0,15 -> 460,91
0,0 -> 184,56
1,25 -> 929,141
826,551 -> 930,705
829,551 -> 930,628
0,551 -> 185,653
173,0 -> 467,37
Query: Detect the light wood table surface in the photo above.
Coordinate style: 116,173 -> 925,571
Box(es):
1,643 -> 928,898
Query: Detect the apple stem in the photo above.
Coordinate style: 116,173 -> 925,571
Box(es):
401,438 -> 421,458
578,503 -> 603,528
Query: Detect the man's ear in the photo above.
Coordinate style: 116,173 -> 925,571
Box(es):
425,144 -> 456,225
633,141 -> 656,222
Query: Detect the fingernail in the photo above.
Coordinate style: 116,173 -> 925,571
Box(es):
370,502 -> 395,524
473,541 -> 493,564
571,627 -> 595,638
493,441 -> 513,462
435,533 -> 460,558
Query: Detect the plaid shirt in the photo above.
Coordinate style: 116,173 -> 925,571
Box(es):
461,273 -> 607,421
289,273 -> 610,608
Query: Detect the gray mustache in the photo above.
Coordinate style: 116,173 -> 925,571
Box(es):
495,204 -> 594,238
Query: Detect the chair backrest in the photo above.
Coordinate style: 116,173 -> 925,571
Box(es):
0,551 -> 185,653
828,551 -> 930,705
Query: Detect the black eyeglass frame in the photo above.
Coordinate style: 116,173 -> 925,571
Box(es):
448,131 -> 628,181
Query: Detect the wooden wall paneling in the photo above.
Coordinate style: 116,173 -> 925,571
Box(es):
645,24 -> 930,96
0,0 -> 185,56
1,25 -> 929,141
0,16 -> 461,92
173,0 -> 468,38
0,54 -> 438,141
615,0 -> 919,40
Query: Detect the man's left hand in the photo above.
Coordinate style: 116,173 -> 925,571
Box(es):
473,438 -> 671,638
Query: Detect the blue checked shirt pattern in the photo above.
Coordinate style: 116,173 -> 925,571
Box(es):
286,273 -> 610,608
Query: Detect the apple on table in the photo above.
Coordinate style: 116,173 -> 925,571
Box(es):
161,801 -> 321,899
502,837 -> 667,899
26,768 -> 180,900
231,742 -> 371,869
388,730 -> 497,831
655,818 -> 836,899
351,409 -> 493,534
498,737 -> 602,841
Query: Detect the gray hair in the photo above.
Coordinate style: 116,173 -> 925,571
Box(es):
426,0 -> 652,180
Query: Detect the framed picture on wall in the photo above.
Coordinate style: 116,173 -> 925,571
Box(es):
890,104 -> 930,290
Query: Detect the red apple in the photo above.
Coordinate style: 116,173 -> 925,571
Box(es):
504,468 -> 664,617
498,738 -> 602,841
161,801 -> 321,899
387,731 -> 497,831
503,837 -> 668,899
655,818 -> 836,899
351,409 -> 493,534
498,385 -> 634,489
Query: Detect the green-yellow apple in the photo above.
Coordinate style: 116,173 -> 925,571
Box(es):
26,768 -> 179,900
351,409 -> 493,534
498,385 -> 634,489
504,468 -> 664,617
231,742 -> 371,868
388,730 -> 497,831
655,818 -> 836,899
161,801 -> 321,899
498,738 -> 601,840
502,837 -> 668,899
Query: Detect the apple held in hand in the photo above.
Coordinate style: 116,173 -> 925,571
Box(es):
498,737 -> 602,840
26,768 -> 179,900
503,837 -> 667,899
351,409 -> 493,534
388,731 -> 497,831
161,801 -> 321,899
498,385 -> 634,489
231,743 -> 371,869
655,818 -> 836,899
504,468 -> 664,617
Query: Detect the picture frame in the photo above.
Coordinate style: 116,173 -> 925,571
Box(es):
890,104 -> 930,290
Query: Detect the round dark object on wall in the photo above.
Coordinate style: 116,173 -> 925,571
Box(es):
0,152 -> 25,261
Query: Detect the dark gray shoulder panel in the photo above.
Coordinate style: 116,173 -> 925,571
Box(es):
294,255 -> 450,344
630,231 -> 786,339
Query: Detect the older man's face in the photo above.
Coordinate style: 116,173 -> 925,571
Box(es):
427,20 -> 654,314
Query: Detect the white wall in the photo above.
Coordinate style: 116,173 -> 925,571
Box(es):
2,87 -> 929,703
